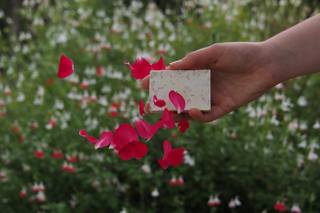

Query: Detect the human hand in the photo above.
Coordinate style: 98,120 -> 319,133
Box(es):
142,42 -> 277,122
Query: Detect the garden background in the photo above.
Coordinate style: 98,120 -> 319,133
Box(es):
1,0 -> 320,212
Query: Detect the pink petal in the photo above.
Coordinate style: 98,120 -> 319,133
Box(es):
151,57 -> 166,70
135,119 -> 159,141
128,57 -> 151,80
118,144 -> 134,161
95,131 -> 113,149
178,119 -> 190,133
153,95 -> 166,108
79,129 -> 88,137
57,54 -> 74,79
169,90 -> 186,114
139,99 -> 145,116
162,140 -> 172,159
158,108 -> 175,129
158,159 -> 169,170
113,124 -> 138,150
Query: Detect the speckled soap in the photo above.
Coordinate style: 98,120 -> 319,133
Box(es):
149,70 -> 211,112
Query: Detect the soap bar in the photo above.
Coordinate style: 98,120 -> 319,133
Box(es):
149,70 -> 211,112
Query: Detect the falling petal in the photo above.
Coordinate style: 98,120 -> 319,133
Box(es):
178,119 -> 189,133
151,57 -> 166,70
113,123 -> 138,150
157,108 -> 175,129
135,119 -> 159,140
57,54 -> 74,79
95,131 -> 113,149
127,57 -> 151,80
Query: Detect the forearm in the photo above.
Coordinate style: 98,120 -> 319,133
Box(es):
262,14 -> 320,84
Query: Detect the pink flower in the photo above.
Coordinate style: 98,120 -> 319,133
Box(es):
157,108 -> 175,129
128,57 -> 166,80
168,176 -> 184,187
113,123 -> 138,150
67,155 -> 78,163
158,140 -> 184,169
19,188 -> 27,198
51,150 -> 64,159
96,66 -> 105,77
139,99 -> 145,116
153,95 -> 166,108
118,141 -> 148,160
291,204 -> 301,213
79,129 -> 97,144
135,119 -> 159,141
169,90 -> 186,114
274,201 -> 287,212
178,119 -> 189,133
95,131 -> 113,149
57,54 -> 74,79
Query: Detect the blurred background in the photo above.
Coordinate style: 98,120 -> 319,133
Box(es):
1,0 -> 320,212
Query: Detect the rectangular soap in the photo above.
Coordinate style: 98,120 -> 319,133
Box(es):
149,70 -> 211,112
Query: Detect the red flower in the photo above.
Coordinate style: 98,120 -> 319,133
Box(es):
274,201 -> 287,212
169,90 -> 186,114
157,108 -> 175,129
34,150 -> 45,159
178,119 -> 189,133
153,95 -> 166,108
158,140 -> 184,169
57,54 -> 74,79
19,188 -> 27,198
139,99 -> 145,116
208,195 -> 222,207
128,57 -> 166,80
169,176 -> 184,187
135,119 -> 159,141
51,150 -> 64,159
67,155 -> 78,163
96,66 -> 105,77
61,162 -> 76,173
94,131 -> 113,149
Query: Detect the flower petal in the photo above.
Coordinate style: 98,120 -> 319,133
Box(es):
95,131 -> 113,149
135,119 -> 159,141
151,57 -> 166,70
139,99 -> 145,116
57,54 -> 74,79
128,57 -> 151,80
118,144 -> 134,161
169,90 -> 186,114
153,95 -> 166,108
158,108 -> 175,129
178,119 -> 190,133
168,148 -> 185,167
113,124 -> 138,150
79,129 -> 97,144
132,141 -> 148,160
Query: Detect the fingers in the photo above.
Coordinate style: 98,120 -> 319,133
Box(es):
169,44 -> 220,70
140,76 -> 149,91
188,106 -> 226,123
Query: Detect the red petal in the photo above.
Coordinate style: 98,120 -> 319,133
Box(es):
128,57 -> 151,80
135,119 -> 159,140
158,108 -> 175,129
158,159 -> 169,170
168,147 -> 184,167
151,57 -> 166,70
178,119 -> 190,133
113,124 -> 138,150
132,141 -> 148,160
169,90 -> 186,114
153,95 -> 166,108
57,54 -> 74,79
79,129 -> 97,144
118,141 -> 148,160
95,131 -> 113,149
139,99 -> 145,116
162,140 -> 172,159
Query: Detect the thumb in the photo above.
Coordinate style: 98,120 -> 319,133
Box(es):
168,44 -> 220,70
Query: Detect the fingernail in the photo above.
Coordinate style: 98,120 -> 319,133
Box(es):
169,59 -> 183,67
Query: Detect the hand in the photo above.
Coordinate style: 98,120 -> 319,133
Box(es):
142,42 -> 277,122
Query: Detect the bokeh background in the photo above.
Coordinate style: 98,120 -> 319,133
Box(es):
1,0 -> 320,212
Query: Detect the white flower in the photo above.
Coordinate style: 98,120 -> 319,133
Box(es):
297,96 -> 307,107
308,149 -> 318,161
313,121 -> 320,129
119,208 -> 127,213
291,204 -> 301,213
141,164 -> 151,174
151,188 -> 159,197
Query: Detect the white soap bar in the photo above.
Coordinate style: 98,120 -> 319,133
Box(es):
149,70 -> 211,112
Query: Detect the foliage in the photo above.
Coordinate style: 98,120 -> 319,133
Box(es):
0,0 -> 320,212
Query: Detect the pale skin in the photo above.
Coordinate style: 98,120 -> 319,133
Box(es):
142,14 -> 320,123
